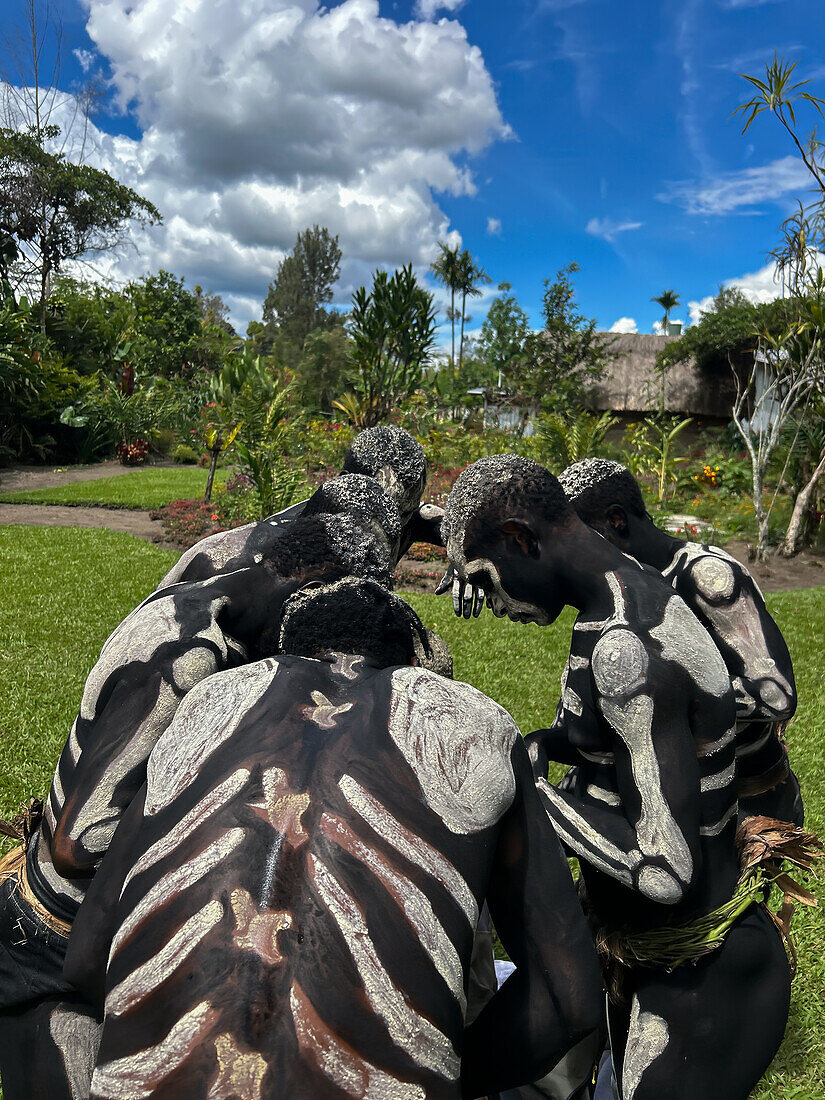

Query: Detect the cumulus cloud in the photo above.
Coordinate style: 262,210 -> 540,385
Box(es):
9,0 -> 509,331
585,216 -> 643,243
609,316 -> 637,333
486,217 -> 502,236
658,156 -> 812,215
415,0 -> 466,17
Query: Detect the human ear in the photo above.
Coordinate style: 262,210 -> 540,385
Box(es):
606,505 -> 629,537
500,518 -> 540,558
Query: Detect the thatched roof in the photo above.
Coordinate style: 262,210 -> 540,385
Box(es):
588,333 -> 735,419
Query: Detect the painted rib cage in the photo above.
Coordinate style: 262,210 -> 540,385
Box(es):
90,658 -> 493,1100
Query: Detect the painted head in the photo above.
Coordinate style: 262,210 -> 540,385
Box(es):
442,454 -> 576,625
559,458 -> 651,556
341,426 -> 427,526
304,473 -> 402,561
279,577 -> 427,669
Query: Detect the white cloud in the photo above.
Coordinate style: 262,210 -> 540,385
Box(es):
72,48 -> 96,73
8,0 -> 509,331
685,258 -> 825,325
585,217 -> 643,243
609,316 -> 637,333
658,156 -> 812,215
719,0 -> 781,8
653,318 -> 685,335
415,0 -> 466,18
486,216 -> 502,236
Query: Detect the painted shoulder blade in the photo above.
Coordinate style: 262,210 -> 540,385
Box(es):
387,667 -> 519,834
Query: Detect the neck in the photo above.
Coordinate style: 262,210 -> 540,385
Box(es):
550,524 -> 632,614
634,521 -> 684,573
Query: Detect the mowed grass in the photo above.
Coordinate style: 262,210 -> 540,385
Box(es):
1,525 -> 823,1097
0,466 -> 229,510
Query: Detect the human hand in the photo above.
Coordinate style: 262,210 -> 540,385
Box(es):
435,564 -> 485,618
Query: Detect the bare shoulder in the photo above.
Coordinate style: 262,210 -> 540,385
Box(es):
387,667 -> 520,834
145,658 -> 281,815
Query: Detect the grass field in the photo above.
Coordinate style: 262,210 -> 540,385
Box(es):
0,466 -> 229,509
1,524 -> 823,1097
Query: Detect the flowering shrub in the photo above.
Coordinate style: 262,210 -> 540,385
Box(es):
405,541 -> 447,562
695,463 -> 722,487
116,438 -> 149,465
213,472 -> 258,527
151,498 -> 225,547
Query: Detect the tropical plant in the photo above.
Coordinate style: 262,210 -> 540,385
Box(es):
538,409 -> 618,470
456,250 -> 491,372
342,265 -> 437,428
235,390 -> 305,519
779,402 -> 825,555
478,282 -> 531,388
622,416 -> 693,506
430,242 -> 462,368
652,289 -> 680,336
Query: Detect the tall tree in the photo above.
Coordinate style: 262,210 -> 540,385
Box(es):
511,262 -> 614,415
652,289 -> 680,335
456,249 -> 491,372
478,282 -> 531,387
262,225 -> 342,352
341,265 -> 437,428
0,126 -> 160,330
430,241 -> 461,368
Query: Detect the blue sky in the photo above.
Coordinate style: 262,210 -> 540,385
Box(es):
2,0 -> 823,336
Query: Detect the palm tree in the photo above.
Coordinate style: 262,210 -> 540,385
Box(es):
430,242 -> 462,368
651,289 -> 680,336
456,250 -> 492,372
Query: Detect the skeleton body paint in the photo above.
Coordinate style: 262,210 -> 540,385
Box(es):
68,651 -> 599,1099
663,542 -> 801,825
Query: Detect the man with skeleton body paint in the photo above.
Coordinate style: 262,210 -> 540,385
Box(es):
558,458 -> 801,826
158,425 -> 446,589
0,476 -> 404,1097
64,579 -> 602,1099
442,455 -> 791,1100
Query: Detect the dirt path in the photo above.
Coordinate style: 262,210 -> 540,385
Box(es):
0,460 -> 141,493
0,502 -> 174,547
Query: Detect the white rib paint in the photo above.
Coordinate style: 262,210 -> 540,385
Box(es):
338,774 -> 477,927
114,830 -> 244,956
290,983 -> 426,1099
91,1000 -> 216,1099
309,855 -> 459,1081
107,900 -> 223,1017
68,720 -> 82,766
586,785 -> 622,807
49,1005 -> 102,1100
34,831 -> 86,903
699,803 -> 738,837
622,996 -> 669,1100
321,813 -> 465,1012
699,761 -> 736,793
127,770 -> 250,883
696,727 -> 736,757
388,667 -> 518,835
599,694 -> 693,885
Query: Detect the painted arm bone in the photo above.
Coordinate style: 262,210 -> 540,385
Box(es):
687,554 -> 796,720
537,632 -> 701,906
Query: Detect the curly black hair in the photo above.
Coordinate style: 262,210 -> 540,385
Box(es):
558,458 -> 647,525
279,578 -> 427,668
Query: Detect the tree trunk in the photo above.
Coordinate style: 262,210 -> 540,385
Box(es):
781,450 -> 825,556
459,291 -> 466,373
204,444 -> 221,504
753,463 -> 770,561
450,288 -> 456,370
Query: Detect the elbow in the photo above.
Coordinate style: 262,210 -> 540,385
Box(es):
637,859 -> 694,906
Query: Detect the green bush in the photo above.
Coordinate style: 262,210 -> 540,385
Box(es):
172,443 -> 199,464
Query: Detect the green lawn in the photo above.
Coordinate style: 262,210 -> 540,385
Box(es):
1,525 -> 823,1097
0,466 -> 229,510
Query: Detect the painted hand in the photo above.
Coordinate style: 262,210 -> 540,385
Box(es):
435,565 -> 485,618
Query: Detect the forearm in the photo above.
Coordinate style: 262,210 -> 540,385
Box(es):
536,778 -> 692,903
461,964 -> 592,1097
524,727 -> 581,775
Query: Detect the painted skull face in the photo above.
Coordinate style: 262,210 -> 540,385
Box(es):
459,554 -> 551,626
